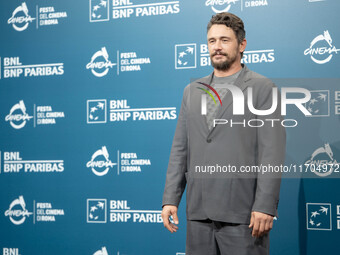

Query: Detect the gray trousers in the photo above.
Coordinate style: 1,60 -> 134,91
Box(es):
186,219 -> 269,255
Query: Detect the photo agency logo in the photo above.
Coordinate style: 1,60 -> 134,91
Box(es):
196,81 -> 223,115
304,30 -> 340,64
197,82 -> 312,127
8,2 -> 35,31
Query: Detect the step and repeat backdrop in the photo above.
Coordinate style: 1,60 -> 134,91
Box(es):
1,0 -> 340,254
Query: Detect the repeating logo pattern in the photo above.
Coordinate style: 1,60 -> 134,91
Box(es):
306,203 -> 332,230
175,44 -> 196,69
90,0 -> 109,22
304,31 -> 340,64
87,199 -> 107,223
87,100 -> 107,123
8,2 -> 35,31
4,196 -> 32,225
305,90 -> 329,117
5,101 -> 33,129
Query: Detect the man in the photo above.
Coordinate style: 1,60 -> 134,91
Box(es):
162,12 -> 286,255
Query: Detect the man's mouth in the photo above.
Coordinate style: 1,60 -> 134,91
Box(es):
214,54 -> 226,59
213,53 -> 227,57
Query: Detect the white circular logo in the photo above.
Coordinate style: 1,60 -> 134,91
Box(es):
7,2 -> 35,32
205,0 -> 239,13
305,143 -> 337,177
86,146 -> 116,176
86,47 -> 116,77
304,30 -> 340,64
5,100 -> 33,129
4,196 -> 32,225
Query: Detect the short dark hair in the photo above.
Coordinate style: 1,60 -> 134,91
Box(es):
207,12 -> 246,45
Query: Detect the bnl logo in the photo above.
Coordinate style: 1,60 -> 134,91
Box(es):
175,44 -> 196,69
304,90 -> 330,117
306,203 -> 332,231
87,199 -> 107,223
89,0 -> 109,22
87,100 -> 107,123
3,248 -> 21,255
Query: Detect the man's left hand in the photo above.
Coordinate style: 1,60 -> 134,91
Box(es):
249,211 -> 273,237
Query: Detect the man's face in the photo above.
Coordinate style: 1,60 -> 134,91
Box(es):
207,24 -> 244,71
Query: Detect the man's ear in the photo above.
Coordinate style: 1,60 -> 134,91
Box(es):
240,38 -> 247,54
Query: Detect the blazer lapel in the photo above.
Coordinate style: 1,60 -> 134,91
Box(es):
195,73 -> 214,133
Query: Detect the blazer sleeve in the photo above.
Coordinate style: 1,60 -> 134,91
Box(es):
162,86 -> 189,207
251,81 -> 286,217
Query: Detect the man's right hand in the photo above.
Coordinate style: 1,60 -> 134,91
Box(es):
161,205 -> 179,233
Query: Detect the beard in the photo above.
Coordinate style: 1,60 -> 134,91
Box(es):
210,50 -> 238,71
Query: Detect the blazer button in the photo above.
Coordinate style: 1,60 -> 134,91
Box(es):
207,138 -> 212,143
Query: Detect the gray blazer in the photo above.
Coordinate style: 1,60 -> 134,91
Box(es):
162,65 -> 286,224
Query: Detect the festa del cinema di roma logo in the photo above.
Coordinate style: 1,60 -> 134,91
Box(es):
5,100 -> 33,129
205,0 -> 268,13
86,47 -> 116,77
305,143 -> 339,177
86,146 -> 117,176
92,247 -> 124,255
7,2 -> 67,31
304,30 -> 340,64
86,146 -> 151,175
205,0 -> 239,13
93,247 -> 109,255
86,47 -> 151,77
4,196 -> 32,225
7,2 -> 35,31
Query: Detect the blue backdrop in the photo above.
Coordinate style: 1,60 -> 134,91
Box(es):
1,0 -> 340,254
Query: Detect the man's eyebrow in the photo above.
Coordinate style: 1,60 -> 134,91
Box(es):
208,36 -> 232,40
